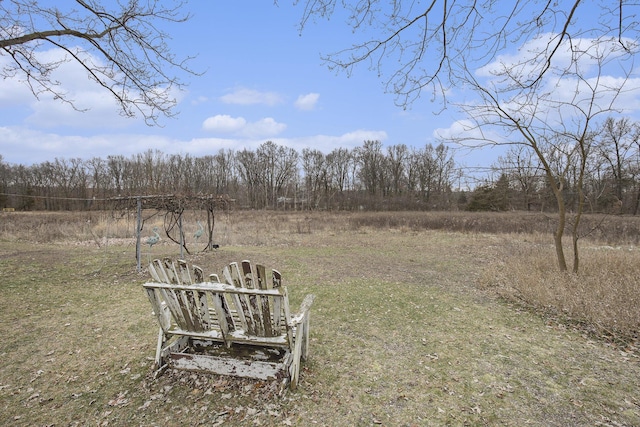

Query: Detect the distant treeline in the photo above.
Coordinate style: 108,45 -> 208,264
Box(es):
1,120 -> 639,214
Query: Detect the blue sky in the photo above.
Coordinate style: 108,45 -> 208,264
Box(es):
0,1 -> 479,169
1,1 -> 639,177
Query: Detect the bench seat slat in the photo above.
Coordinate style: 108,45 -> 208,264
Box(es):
163,324 -> 290,347
171,352 -> 288,381
165,326 -> 225,341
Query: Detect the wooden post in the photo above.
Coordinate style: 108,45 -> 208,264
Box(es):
179,213 -> 184,259
136,196 -> 142,272
207,208 -> 215,251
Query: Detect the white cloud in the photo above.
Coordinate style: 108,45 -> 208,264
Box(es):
0,126 -> 388,166
548,75 -> 640,117
24,90 -> 133,130
219,88 -> 283,106
433,119 -> 476,140
294,93 -> 320,110
0,126 -> 154,164
202,114 -> 247,133
476,33 -> 638,85
465,33 -> 640,139
242,117 -> 287,137
202,115 -> 286,138
280,129 -> 388,153
0,75 -> 33,108
191,95 -> 209,105
0,46 -> 168,129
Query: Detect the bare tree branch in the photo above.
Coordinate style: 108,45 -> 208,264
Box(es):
295,0 -> 639,109
0,0 -> 200,124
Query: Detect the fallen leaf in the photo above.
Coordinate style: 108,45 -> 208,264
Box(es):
137,400 -> 152,410
107,391 -> 129,407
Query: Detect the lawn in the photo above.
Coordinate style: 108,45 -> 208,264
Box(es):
0,211 -> 639,426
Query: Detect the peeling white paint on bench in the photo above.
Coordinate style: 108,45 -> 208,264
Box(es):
143,258 -> 314,391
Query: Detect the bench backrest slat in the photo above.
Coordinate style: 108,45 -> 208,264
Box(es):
163,258 -> 180,284
242,260 -> 265,336
272,269 -> 283,334
149,259 -> 170,283
149,258 -> 207,286
148,261 -> 162,282
170,288 -> 196,330
185,289 -> 203,330
226,262 -> 255,334
197,290 -> 212,329
145,287 -> 171,331
255,264 -> 275,336
159,288 -> 183,326
145,257 -> 295,349
143,280 -> 291,347
281,285 -> 294,345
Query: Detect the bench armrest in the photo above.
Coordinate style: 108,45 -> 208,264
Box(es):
146,293 -> 172,332
290,294 -> 315,326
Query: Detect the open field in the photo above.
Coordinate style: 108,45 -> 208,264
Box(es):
1,210 -> 639,426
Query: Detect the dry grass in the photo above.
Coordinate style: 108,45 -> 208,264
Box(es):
0,210 -> 639,426
479,235 -> 640,345
3,209 -> 640,245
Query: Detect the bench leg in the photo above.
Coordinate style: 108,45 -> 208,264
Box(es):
289,318 -> 309,390
301,313 -> 311,361
155,327 -> 165,367
154,330 -> 188,373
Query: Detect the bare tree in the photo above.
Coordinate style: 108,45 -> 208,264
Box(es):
0,155 -> 8,208
295,1 -> 639,271
629,131 -> 640,215
409,143 -> 455,208
87,156 -> 108,202
294,1 -> 638,109
236,149 -> 262,208
1,0 -> 197,124
326,147 -> 354,208
594,117 -> 640,211
256,141 -> 299,209
107,155 -> 126,194
495,146 -> 544,211
327,147 -> 353,193
213,149 -> 236,195
386,144 -> 408,197
302,148 -> 328,209
356,140 -> 385,197
456,38 -> 632,272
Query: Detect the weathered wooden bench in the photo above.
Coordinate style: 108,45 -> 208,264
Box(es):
143,258 -> 315,391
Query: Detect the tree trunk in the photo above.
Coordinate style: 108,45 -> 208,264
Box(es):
571,142 -> 588,274
554,199 -> 568,272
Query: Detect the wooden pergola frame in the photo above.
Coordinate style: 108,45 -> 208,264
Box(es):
108,194 -> 232,270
